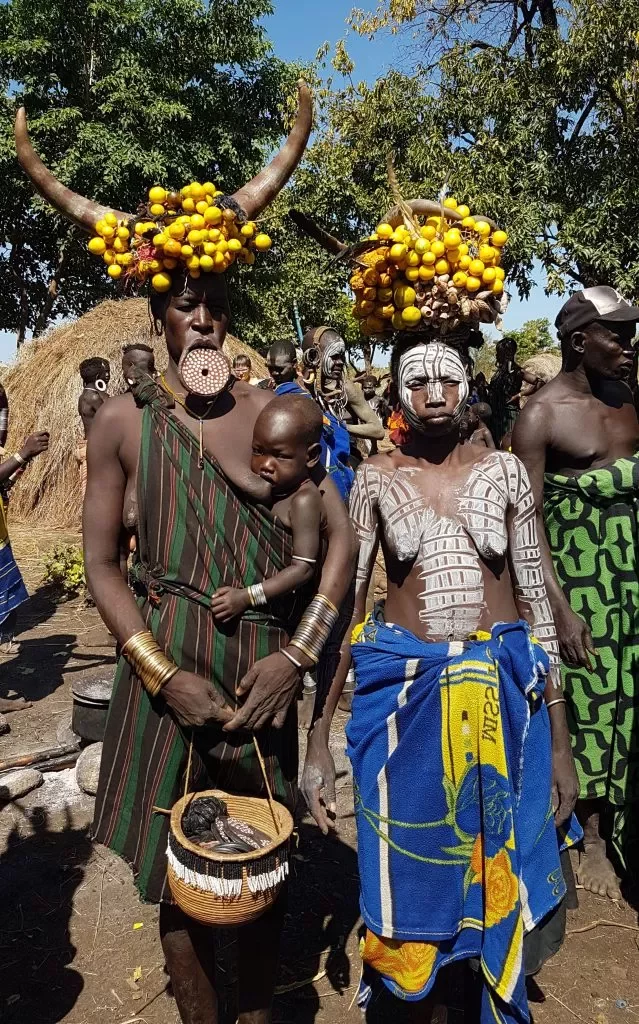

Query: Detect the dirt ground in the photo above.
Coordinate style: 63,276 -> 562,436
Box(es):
1,529 -> 639,1024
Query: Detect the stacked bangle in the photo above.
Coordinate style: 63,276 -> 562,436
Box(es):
121,630 -> 178,698
247,583 -> 267,607
289,593 -> 339,665
13,452 -> 26,466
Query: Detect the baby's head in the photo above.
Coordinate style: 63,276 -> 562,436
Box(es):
252,396 -> 323,494
474,402 -> 492,424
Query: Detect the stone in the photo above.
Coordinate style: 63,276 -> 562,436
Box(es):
0,714 -> 9,736
75,742 -> 103,796
56,715 -> 80,748
0,768 -> 43,801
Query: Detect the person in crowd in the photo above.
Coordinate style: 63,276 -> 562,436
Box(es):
0,431 -> 49,672
303,337 -> 579,1023
513,286 -> 639,901
301,326 -> 384,470
488,337 -> 523,445
76,358 -> 110,497
122,343 -> 156,388
15,83 -> 358,1024
232,353 -> 260,386
461,402 -> 495,448
360,374 -> 389,456
469,370 -> 490,405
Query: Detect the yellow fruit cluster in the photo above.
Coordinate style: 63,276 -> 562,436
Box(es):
88,183 -> 272,292
350,197 -> 508,335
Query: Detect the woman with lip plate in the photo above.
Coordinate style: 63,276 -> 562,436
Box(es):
295,198 -> 581,1022
15,85 -> 358,1024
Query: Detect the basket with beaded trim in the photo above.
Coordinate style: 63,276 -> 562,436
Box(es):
166,786 -> 294,927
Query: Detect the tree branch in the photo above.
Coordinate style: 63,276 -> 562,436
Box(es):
569,93 -> 598,144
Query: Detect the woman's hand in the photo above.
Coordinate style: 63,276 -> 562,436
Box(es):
20,431 -> 50,461
223,651 -> 302,732
553,603 -> 595,669
162,669 -> 233,727
211,586 -> 250,623
549,703 -> 579,826
301,726 -> 337,834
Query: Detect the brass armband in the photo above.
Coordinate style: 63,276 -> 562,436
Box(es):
289,594 -> 339,665
121,630 -> 178,698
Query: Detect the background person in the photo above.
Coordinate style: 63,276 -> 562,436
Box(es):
76,357 -> 110,498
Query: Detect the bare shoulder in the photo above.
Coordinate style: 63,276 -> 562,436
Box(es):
234,380 -> 272,412
91,394 -> 139,444
512,385 -> 558,443
345,380 -> 363,400
291,483 -> 323,514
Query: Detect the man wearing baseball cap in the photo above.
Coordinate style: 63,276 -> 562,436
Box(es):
513,286 -> 639,900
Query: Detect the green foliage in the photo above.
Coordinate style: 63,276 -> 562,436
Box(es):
0,0 -> 297,342
506,319 -> 556,364
42,543 -> 85,593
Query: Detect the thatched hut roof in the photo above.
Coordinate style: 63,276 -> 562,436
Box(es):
522,352 -> 561,383
2,298 -> 267,527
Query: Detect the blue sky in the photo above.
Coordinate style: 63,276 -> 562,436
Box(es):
0,0 -> 561,363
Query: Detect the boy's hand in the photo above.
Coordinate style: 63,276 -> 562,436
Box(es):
211,586 -> 250,622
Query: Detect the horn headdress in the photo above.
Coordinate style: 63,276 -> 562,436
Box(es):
16,82 -> 313,291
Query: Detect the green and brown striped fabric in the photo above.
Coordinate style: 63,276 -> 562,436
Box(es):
93,381 -> 301,904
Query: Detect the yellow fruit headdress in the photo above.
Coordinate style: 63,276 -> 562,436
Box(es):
290,174 -> 509,338
15,82 -> 313,293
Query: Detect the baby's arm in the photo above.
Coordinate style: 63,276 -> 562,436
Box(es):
211,487 -> 322,622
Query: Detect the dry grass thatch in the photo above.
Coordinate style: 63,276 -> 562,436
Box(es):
3,298 -> 268,527
522,352 -> 561,383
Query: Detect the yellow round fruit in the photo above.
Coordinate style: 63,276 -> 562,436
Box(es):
240,223 -> 255,238
182,197 -> 196,213
482,267 -> 497,284
491,230 -> 508,247
363,287 -> 377,302
134,221 -> 146,235
390,228 -> 406,244
107,264 -> 122,279
149,203 -> 164,217
456,205 -> 470,219
203,182 -> 216,195
495,267 -> 505,281
164,238 -> 182,256
116,252 -> 133,266
443,197 -> 458,210
413,238 -> 429,256
459,243 -> 469,256
402,305 -> 422,326
419,265 -> 436,282
149,186 -> 167,204
446,249 -> 461,265
208,228 -> 221,241
254,233 -> 272,252
152,272 -> 172,292
394,284 -> 416,309
204,206 -> 222,225
103,249 -> 116,265
365,315 -> 386,334
153,232 -> 168,248
461,217 -> 476,230
199,254 -> 214,272
88,236 -> 106,255
163,257 -> 178,269
407,251 -> 421,268
149,259 -> 163,272
217,239 -> 229,254
95,220 -> 113,238
389,243 -> 408,263
435,259 -> 450,275
422,251 -> 436,266
444,228 -> 462,250
376,223 -> 394,240
189,214 -> 205,230
405,267 -> 420,282
479,245 -> 496,264
144,222 -> 156,234
105,212 -> 118,227
458,254 -> 472,271
466,276 -> 481,293
195,200 -> 208,215
469,259 -> 485,277
116,226 -> 130,240
190,183 -> 205,199
379,304 -> 394,320
186,255 -> 200,271
431,239 -> 446,258
492,279 -> 504,296
223,208 -> 237,222
421,225 -> 437,241
113,237 -> 127,254
363,267 -> 380,286
352,304 -> 367,320
181,244 -> 194,257
228,238 -> 243,253
359,299 -> 375,315
185,230 -> 202,246
392,311 -> 405,331
453,271 -> 468,288
476,220 -> 491,237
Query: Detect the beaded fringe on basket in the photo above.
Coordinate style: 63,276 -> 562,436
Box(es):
167,832 -> 289,898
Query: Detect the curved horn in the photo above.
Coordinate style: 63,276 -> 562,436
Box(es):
15,108 -> 133,232
289,209 -> 347,255
384,199 -> 463,228
232,81 -> 313,220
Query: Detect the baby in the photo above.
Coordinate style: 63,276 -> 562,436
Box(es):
211,396 -> 326,622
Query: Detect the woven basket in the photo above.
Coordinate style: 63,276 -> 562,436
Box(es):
167,789 -> 294,927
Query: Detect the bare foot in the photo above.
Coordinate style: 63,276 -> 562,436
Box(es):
577,842 -> 622,900
0,696 -> 31,714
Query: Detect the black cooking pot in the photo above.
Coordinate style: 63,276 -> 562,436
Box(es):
72,677 -> 113,743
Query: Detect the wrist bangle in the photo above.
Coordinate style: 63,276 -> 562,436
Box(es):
13,452 -> 26,466
545,697 -> 567,710
281,648 -> 303,671
247,583 -> 267,608
121,630 -> 178,698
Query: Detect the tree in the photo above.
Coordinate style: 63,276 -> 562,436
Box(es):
506,318 -> 556,363
345,0 -> 639,300
0,0 -> 297,343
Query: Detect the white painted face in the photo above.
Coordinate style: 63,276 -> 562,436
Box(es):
398,343 -> 469,432
321,336 -> 346,380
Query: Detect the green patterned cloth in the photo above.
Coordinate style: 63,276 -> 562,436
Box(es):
544,456 -> 639,867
